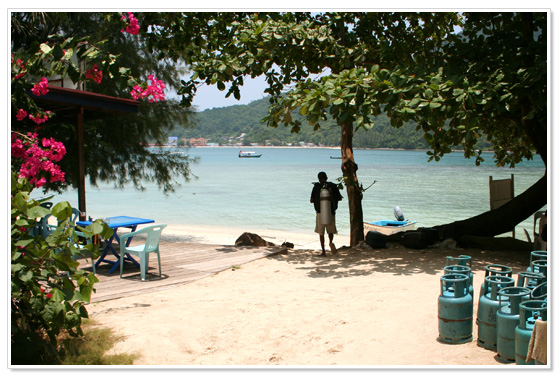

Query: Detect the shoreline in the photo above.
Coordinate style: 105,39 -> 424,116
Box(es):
152,144 -> 510,155
161,223 -> 351,251
156,144 -> 498,154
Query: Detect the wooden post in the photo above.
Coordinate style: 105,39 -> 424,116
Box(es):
76,107 -> 87,221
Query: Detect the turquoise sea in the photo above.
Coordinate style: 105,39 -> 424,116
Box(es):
48,147 -> 546,241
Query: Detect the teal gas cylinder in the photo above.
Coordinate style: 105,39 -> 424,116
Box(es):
515,300 -> 547,365
529,259 -> 547,280
438,273 -> 473,344
476,275 -> 515,350
444,265 -> 474,297
527,250 -> 547,272
517,271 -> 546,291
446,255 -> 472,267
446,256 -> 473,289
496,287 -> 531,362
479,264 -> 513,298
531,282 -> 547,302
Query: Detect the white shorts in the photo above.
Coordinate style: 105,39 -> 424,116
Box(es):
315,213 -> 338,235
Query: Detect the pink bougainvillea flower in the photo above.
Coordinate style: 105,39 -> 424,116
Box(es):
28,111 -> 52,125
130,74 -> 166,103
85,64 -> 103,84
121,12 -> 140,35
30,77 -> 49,96
16,109 -> 28,121
11,131 -> 66,188
35,177 -> 47,187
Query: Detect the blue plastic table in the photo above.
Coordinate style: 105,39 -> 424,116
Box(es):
76,216 -> 155,274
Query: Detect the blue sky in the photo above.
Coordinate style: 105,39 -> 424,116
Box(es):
190,76 -> 270,112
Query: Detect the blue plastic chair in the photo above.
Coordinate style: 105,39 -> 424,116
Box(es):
119,224 -> 167,281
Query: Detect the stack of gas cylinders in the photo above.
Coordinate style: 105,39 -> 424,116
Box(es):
438,251 -> 547,365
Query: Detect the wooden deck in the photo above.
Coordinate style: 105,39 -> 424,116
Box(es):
80,241 -> 286,303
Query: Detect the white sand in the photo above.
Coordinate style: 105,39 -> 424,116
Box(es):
85,225 -> 549,368
162,223 -> 350,251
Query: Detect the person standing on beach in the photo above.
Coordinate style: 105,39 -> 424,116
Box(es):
310,171 -> 343,256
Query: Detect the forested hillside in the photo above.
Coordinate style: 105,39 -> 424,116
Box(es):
171,97 -> 491,150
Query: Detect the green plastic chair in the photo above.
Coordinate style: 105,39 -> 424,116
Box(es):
119,224 -> 167,281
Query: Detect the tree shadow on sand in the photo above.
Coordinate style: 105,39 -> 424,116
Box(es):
269,243 -> 531,280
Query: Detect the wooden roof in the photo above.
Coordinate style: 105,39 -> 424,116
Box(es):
28,86 -> 140,119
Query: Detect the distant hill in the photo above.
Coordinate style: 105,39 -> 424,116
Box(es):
170,97 -> 491,150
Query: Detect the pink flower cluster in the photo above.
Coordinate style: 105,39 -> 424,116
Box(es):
16,109 -> 28,121
29,111 -> 52,125
121,12 -> 140,35
30,77 -> 49,96
15,109 -> 52,125
85,64 -> 103,84
11,132 -> 66,188
130,74 -> 166,102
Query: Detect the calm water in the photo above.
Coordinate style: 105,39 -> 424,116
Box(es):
49,147 -> 546,239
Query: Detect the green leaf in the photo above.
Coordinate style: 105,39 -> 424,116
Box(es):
50,288 -> 66,303
15,238 -> 34,248
52,201 -> 72,220
19,270 -> 34,283
53,252 -> 79,270
89,222 -> 105,235
52,44 -> 65,61
27,206 -> 50,219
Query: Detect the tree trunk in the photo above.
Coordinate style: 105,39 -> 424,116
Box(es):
340,121 -> 364,246
437,174 -> 547,242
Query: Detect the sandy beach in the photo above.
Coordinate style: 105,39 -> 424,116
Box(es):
161,224 -> 343,249
82,224 -> 550,368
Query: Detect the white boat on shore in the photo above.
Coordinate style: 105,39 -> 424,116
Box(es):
363,220 -> 417,236
238,150 -> 262,158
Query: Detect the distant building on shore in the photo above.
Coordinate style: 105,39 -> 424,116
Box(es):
189,138 -> 208,147
167,136 -> 178,146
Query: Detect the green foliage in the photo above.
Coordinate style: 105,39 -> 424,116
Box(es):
11,172 -> 113,365
11,12 -> 198,195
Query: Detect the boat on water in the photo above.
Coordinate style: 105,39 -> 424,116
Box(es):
238,150 -> 262,158
363,220 -> 417,236
330,156 -> 342,159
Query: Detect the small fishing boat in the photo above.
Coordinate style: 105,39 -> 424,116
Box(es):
330,156 -> 342,159
238,150 -> 262,158
363,220 -> 417,236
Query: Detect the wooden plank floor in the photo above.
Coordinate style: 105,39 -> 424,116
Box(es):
78,241 -> 286,303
